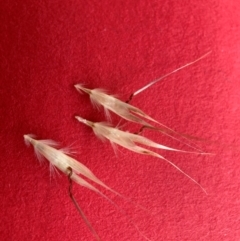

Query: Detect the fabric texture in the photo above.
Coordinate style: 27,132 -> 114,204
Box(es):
1,1 -> 240,240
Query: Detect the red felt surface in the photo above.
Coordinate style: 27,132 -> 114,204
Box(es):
1,1 -> 240,240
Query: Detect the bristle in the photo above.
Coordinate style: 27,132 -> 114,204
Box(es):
74,83 -> 84,93
23,134 -> 36,146
39,139 -> 59,147
59,147 -> 74,155
74,83 -> 91,95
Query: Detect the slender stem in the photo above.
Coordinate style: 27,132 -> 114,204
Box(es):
126,93 -> 134,103
67,167 -> 101,241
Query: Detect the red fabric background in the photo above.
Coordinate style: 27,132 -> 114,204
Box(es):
1,1 -> 240,240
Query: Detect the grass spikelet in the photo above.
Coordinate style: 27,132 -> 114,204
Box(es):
24,134 -> 116,193
24,134 -> 151,241
24,134 -> 121,240
75,117 -> 208,194
75,84 -> 158,127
